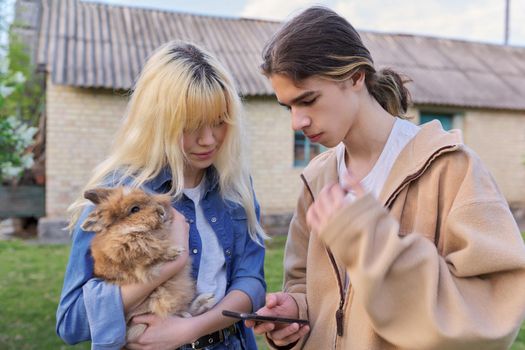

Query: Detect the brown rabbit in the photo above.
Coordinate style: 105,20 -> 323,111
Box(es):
81,187 -> 214,343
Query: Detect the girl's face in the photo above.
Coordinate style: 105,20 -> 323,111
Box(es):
182,119 -> 227,178
269,73 -> 363,148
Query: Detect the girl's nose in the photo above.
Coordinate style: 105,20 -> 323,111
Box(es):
197,126 -> 215,145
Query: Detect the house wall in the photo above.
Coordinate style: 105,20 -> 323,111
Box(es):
243,97 -> 304,214
462,110 -> 525,206
46,79 -> 127,217
413,107 -> 525,207
44,81 -> 525,230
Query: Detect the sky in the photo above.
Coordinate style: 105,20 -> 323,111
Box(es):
1,0 -> 525,47
79,0 -> 525,47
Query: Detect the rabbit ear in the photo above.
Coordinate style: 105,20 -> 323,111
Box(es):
81,210 -> 105,233
84,188 -> 113,204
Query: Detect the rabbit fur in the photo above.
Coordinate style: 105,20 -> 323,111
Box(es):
81,186 -> 214,342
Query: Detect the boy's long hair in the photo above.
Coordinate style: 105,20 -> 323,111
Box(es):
261,6 -> 411,117
69,41 -> 266,241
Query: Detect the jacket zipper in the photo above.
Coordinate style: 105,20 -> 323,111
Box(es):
298,144 -> 458,347
301,175 -> 346,342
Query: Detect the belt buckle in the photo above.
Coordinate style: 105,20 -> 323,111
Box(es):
190,340 -> 200,349
189,328 -> 227,349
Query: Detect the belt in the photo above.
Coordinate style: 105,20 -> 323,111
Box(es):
178,324 -> 237,349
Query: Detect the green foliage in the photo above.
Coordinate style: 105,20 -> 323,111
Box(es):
0,0 -> 43,183
3,36 -> 44,126
0,79 -> 38,182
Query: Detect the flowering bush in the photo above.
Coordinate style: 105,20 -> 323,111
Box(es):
0,58 -> 37,183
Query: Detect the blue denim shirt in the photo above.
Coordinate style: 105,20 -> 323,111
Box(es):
56,168 -> 266,350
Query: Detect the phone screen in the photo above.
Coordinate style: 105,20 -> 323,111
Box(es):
222,310 -> 309,325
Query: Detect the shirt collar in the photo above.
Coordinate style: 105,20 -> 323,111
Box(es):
146,166 -> 220,194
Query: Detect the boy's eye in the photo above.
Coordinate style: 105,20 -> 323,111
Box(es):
301,97 -> 317,106
130,206 -> 140,214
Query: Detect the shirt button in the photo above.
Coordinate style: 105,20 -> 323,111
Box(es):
211,217 -> 217,223
225,249 -> 231,256
192,248 -> 198,254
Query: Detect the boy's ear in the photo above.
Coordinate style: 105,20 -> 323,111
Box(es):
84,188 -> 113,204
81,210 -> 105,233
351,71 -> 365,86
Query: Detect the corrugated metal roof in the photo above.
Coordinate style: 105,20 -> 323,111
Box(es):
36,0 -> 525,110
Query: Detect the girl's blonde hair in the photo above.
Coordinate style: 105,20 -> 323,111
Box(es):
69,41 -> 267,241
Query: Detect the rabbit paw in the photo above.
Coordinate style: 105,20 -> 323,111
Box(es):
166,246 -> 186,259
126,323 -> 147,342
189,293 -> 215,315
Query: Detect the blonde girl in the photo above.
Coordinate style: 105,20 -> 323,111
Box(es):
57,41 -> 267,350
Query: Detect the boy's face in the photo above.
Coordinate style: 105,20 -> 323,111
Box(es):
269,73 -> 362,148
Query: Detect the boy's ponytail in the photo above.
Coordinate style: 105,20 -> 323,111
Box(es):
366,68 -> 412,117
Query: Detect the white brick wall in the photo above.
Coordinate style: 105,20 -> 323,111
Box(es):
46,79 -> 127,217
462,110 -> 525,205
244,97 -> 304,214
45,81 -> 525,219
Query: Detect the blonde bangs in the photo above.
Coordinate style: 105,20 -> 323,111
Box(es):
68,41 -> 267,241
181,77 -> 233,132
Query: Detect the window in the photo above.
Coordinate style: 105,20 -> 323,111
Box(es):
294,131 -> 326,167
419,112 -> 453,130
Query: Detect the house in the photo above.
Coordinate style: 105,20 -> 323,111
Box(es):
13,0 -> 525,236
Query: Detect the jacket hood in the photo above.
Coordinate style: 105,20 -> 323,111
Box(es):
301,120 -> 464,206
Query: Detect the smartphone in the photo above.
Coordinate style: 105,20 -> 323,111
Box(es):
222,310 -> 309,325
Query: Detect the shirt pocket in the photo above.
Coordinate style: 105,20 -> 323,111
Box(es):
230,206 -> 247,220
229,207 -> 248,237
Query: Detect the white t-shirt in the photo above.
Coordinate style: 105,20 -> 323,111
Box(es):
336,118 -> 420,201
336,118 -> 420,289
183,178 -> 226,305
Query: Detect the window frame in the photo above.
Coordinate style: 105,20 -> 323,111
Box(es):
293,131 -> 327,167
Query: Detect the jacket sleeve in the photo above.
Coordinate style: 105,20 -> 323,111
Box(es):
56,206 -> 126,350
320,178 -> 525,349
265,185 -> 313,350
282,184 -> 313,322
227,196 -> 267,312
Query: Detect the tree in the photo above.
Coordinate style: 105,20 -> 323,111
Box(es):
0,0 -> 43,184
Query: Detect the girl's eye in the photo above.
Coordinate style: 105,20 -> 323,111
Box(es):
212,119 -> 225,127
130,206 -> 140,214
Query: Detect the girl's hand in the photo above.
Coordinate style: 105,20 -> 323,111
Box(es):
125,314 -> 198,350
169,208 -> 189,252
306,167 -> 365,235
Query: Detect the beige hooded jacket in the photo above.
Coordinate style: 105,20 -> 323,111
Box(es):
275,121 -> 525,350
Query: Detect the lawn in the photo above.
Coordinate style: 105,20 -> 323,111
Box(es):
0,236 -> 286,349
0,234 -> 524,349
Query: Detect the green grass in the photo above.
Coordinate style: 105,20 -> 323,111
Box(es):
0,240 -> 90,350
0,237 -> 286,349
1,234 -> 524,349
263,235 -> 287,293
255,235 -> 287,349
